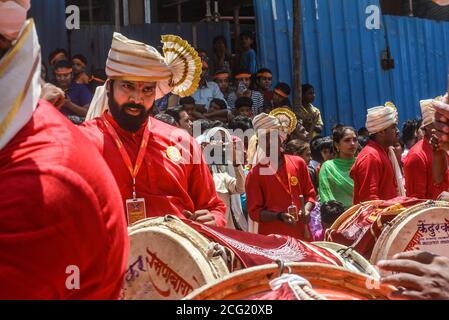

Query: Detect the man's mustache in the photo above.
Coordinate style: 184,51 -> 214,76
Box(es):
122,103 -> 146,112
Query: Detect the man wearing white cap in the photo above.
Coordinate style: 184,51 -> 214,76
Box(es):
403,98 -> 449,200
81,33 -> 226,227
0,1 -> 128,299
350,103 -> 405,204
246,113 -> 316,240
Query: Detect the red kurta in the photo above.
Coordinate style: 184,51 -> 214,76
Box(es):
0,100 -> 128,300
403,138 -> 449,200
350,140 -> 398,204
246,155 -> 316,239
80,112 -> 226,226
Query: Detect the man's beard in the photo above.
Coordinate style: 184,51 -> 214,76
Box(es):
108,92 -> 152,133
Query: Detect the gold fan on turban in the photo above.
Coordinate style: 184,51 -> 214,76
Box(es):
269,107 -> 298,134
384,101 -> 399,123
161,35 -> 202,97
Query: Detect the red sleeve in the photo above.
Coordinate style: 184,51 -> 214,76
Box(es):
354,154 -> 382,202
245,167 -> 265,222
0,170 -> 128,300
188,142 -> 226,227
404,153 -> 428,199
299,159 -> 317,204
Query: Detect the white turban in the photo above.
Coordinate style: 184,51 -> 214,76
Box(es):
420,96 -> 442,127
366,103 -> 398,135
0,0 -> 30,41
86,33 -> 202,121
252,113 -> 281,131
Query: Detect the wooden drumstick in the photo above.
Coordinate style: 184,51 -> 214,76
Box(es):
299,195 -> 311,240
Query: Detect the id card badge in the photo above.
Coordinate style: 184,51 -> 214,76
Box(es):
126,198 -> 147,225
288,204 -> 299,222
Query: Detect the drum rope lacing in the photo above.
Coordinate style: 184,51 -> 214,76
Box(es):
272,261 -> 327,300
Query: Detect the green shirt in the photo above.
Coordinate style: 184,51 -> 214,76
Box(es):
319,158 -> 355,208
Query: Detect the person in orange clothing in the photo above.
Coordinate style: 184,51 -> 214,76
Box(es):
350,103 -> 405,204
82,33 -> 226,227
72,54 -> 90,85
0,1 -> 128,299
246,113 -> 316,240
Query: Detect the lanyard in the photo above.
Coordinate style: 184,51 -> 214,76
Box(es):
102,116 -> 150,199
272,156 -> 296,204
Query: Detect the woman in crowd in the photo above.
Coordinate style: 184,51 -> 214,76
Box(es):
203,127 -> 248,231
319,126 -> 358,208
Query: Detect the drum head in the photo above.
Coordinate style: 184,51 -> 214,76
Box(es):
121,216 -> 229,300
371,202 -> 449,268
313,242 -> 379,278
184,263 -> 393,301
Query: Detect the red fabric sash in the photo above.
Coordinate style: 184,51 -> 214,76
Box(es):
184,220 -> 342,268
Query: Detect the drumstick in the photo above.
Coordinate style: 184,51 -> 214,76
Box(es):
299,195 -> 311,240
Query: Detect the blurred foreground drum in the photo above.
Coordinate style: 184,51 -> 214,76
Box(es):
120,216 -> 229,300
184,263 -> 393,300
371,201 -> 449,269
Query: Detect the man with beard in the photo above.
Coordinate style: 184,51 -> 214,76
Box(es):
350,103 -> 405,204
81,33 -> 226,226
0,0 -> 128,299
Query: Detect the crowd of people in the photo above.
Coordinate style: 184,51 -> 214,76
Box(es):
1,0 -> 449,300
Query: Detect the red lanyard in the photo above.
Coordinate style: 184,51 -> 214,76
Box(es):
272,156 -> 296,202
102,116 -> 150,199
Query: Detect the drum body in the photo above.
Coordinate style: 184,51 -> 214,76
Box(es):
325,198 -> 424,259
184,263 -> 393,301
371,201 -> 449,270
313,242 -> 379,278
121,216 -> 229,300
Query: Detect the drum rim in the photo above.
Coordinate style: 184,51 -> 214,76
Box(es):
328,201 -> 383,232
312,241 -> 380,278
184,262 -> 393,301
123,216 -> 229,300
371,201 -> 449,263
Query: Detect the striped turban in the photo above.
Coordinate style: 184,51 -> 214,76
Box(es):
366,102 -> 399,135
87,33 -> 202,120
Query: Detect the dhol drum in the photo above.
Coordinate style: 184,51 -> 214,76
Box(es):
120,216 -> 229,300
313,242 -> 379,278
371,201 -> 449,270
325,197 -> 424,259
184,263 -> 394,301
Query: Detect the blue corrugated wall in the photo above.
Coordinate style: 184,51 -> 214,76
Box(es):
385,15 -> 449,122
28,0 -> 68,67
254,0 -> 449,133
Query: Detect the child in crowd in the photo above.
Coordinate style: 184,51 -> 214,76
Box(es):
235,97 -> 253,118
239,31 -> 257,75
